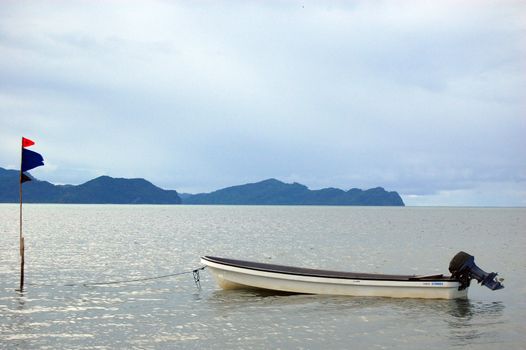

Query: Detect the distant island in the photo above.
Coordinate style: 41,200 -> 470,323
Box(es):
0,167 -> 181,204
183,178 -> 404,206
0,167 -> 404,206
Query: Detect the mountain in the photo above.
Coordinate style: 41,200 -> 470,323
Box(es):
0,168 -> 404,206
0,167 -> 181,204
183,178 -> 404,206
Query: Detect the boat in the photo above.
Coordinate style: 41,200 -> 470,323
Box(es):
201,252 -> 504,299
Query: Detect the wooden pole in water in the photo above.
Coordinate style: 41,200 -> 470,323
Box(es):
19,138 -> 25,292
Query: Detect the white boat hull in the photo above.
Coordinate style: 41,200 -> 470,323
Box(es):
201,257 -> 468,300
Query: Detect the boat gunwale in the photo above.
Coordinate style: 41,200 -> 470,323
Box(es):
201,256 -> 457,283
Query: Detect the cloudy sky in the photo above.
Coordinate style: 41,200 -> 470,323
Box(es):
0,1 -> 524,206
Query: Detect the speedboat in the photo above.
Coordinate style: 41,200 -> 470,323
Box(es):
201,252 -> 503,299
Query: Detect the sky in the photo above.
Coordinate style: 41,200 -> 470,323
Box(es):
0,1 -> 525,206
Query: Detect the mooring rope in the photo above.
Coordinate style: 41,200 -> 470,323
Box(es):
28,266 -> 206,288
82,266 -> 206,287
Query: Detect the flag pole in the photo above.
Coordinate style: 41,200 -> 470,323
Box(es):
18,137 -> 44,292
19,137 -> 25,292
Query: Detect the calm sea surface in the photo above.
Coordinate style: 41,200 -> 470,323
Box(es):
0,205 -> 524,349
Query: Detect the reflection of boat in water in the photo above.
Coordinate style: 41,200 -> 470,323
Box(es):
445,299 -> 506,347
447,299 -> 505,319
201,252 -> 504,300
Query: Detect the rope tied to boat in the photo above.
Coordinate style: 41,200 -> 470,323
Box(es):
29,266 -> 207,289
193,268 -> 202,289
82,266 -> 207,288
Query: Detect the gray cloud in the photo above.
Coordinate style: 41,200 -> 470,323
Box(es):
0,1 -> 525,206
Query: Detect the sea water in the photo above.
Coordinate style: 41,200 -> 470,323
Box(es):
0,205 -> 524,349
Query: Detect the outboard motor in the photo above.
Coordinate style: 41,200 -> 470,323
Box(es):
449,251 -> 504,291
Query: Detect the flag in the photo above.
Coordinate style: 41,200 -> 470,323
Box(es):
21,148 -> 44,172
22,137 -> 35,148
20,173 -> 32,183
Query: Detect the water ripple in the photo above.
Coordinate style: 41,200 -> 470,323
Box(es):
0,205 -> 524,349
